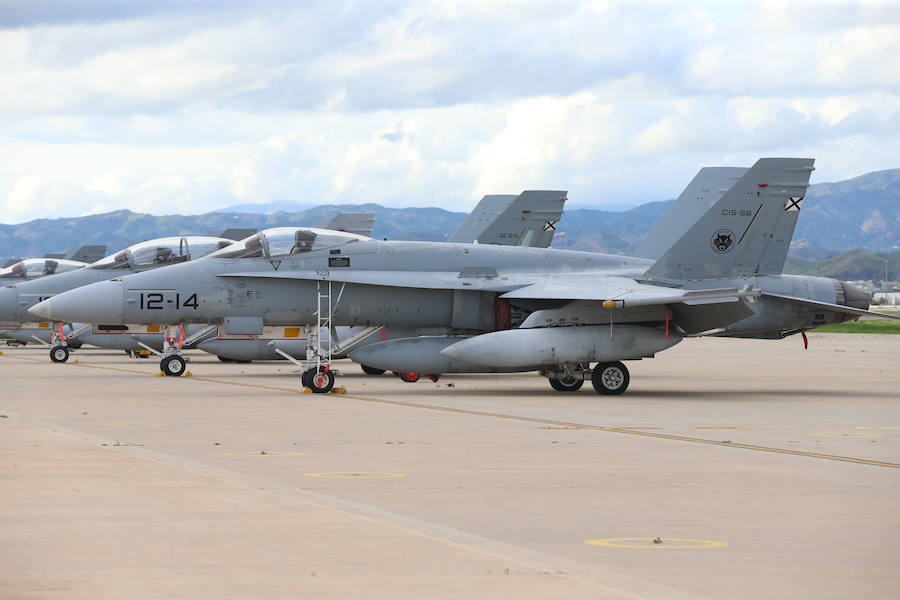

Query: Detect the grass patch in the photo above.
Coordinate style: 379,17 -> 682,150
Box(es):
814,320 -> 900,334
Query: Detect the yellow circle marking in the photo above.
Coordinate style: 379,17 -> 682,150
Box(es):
219,451 -> 306,456
809,433 -> 883,438
585,537 -> 727,549
305,471 -> 407,478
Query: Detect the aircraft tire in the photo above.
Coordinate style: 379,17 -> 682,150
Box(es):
399,372 -> 420,383
50,345 -> 69,363
591,361 -> 629,395
361,364 -> 386,375
549,376 -> 583,392
308,369 -> 335,394
161,354 -> 186,377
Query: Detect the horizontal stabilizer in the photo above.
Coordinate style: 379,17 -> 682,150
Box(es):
762,292 -> 900,321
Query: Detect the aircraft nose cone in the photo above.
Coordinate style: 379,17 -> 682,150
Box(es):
0,286 -> 17,322
840,281 -> 871,310
28,280 -> 125,324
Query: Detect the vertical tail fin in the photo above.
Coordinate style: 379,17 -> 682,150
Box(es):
65,245 -> 108,263
476,190 -> 566,248
645,158 -> 814,281
325,213 -> 376,237
448,195 -> 518,243
633,167 -> 747,259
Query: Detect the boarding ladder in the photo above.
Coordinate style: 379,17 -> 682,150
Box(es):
305,280 -> 333,374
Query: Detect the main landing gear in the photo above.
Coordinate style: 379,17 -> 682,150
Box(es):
542,361 -> 630,395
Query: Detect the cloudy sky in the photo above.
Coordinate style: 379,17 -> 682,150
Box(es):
1,0 -> 898,223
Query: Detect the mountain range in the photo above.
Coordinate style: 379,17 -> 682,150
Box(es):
3,169 -> 899,280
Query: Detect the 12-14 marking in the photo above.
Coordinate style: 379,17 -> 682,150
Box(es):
139,292 -> 199,310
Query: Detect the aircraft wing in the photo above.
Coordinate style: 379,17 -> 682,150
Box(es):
220,270 -> 753,308
218,270 -> 527,292
501,276 -> 752,306
762,292 -> 900,320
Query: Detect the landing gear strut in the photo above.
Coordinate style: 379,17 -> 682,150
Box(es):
159,325 -> 188,376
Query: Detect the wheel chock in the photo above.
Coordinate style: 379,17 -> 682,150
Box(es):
332,386 -> 347,394
73,359 -> 79,363
185,371 -> 193,377
156,372 -> 165,376
302,387 -> 313,394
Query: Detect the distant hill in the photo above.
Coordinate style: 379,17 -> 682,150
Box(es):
784,249 -> 900,283
2,168 -> 898,268
792,169 -> 900,254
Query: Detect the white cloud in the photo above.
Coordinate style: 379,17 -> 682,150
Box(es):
0,0 -> 898,224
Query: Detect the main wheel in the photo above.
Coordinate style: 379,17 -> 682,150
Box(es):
160,354 -> 186,377
308,369 -> 335,394
549,376 -> 584,392
591,361 -> 629,395
361,364 -> 386,375
399,372 -> 420,383
50,345 -> 69,363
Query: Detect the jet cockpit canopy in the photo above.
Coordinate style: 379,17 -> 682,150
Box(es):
0,258 -> 87,279
88,236 -> 231,270
207,227 -> 371,260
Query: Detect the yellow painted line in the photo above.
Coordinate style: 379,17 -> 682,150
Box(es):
688,426 -> 748,430
809,433 -> 883,438
331,392 -> 900,470
585,537 -> 727,549
305,472 -> 407,478
220,451 -> 306,456
95,422 -> 165,428
12,354 -> 900,470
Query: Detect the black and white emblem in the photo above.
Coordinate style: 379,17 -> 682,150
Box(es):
711,229 -> 735,253
543,220 -> 557,231
784,196 -> 803,211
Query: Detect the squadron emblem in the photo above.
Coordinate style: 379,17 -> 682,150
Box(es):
711,229 -> 735,253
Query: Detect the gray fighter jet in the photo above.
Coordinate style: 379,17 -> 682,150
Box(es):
1,235 -> 232,361
32,159 -> 899,393
194,191 -> 567,364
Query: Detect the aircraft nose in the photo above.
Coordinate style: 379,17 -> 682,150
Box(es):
29,280 -> 125,323
0,286 -> 18,322
839,281 -> 870,310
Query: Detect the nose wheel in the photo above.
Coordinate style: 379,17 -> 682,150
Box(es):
303,366 -> 335,393
160,354 -> 187,377
50,345 -> 70,363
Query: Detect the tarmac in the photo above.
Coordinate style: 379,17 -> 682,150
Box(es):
1,333 -> 898,599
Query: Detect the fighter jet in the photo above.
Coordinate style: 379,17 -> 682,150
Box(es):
0,257 -> 88,280
33,159 -> 899,394
194,192 -> 567,364
1,235 -> 232,362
